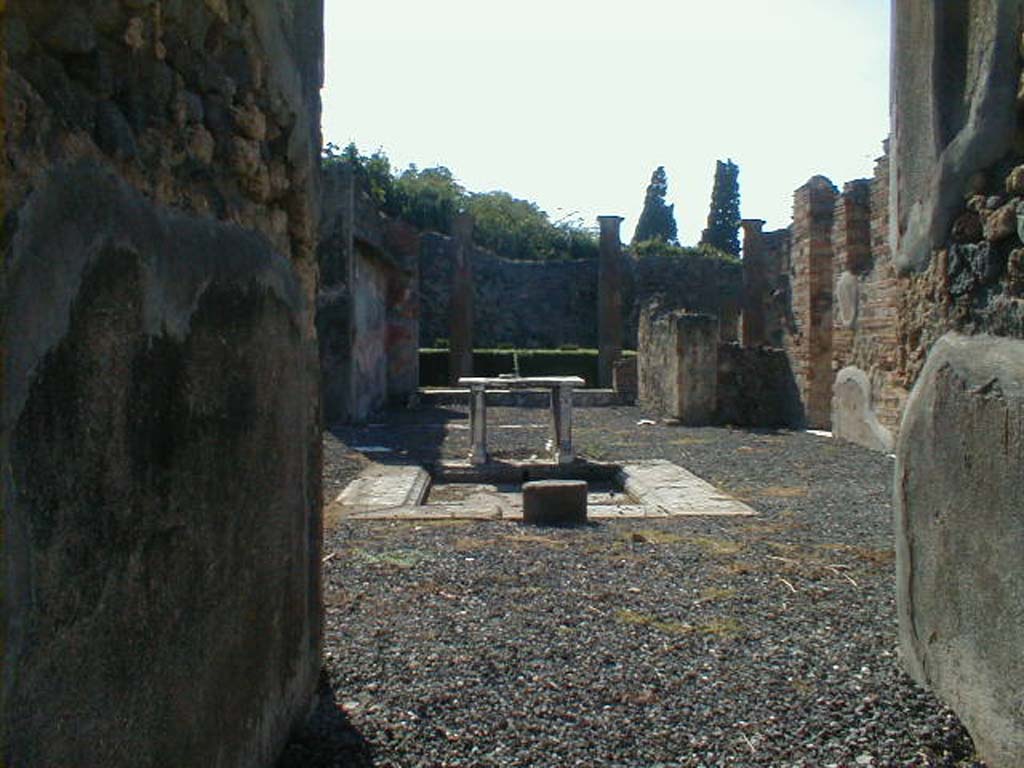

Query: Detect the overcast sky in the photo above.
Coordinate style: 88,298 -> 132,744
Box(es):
322,0 -> 891,245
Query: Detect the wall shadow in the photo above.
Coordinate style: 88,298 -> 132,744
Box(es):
277,672 -> 374,768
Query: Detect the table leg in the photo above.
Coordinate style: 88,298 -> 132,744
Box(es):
469,384 -> 489,465
551,384 -> 575,464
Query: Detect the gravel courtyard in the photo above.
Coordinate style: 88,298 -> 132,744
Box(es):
279,405 -> 983,768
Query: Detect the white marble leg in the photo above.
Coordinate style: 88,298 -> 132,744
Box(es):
551,384 -> 575,464
469,384 -> 489,465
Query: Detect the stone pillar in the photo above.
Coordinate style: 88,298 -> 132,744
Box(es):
468,383 -> 489,465
832,180 -> 872,372
788,177 -> 837,428
598,216 -> 624,388
550,383 -> 576,464
740,219 -> 767,347
449,212 -> 475,384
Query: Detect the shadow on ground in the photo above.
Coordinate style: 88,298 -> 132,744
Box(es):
277,672 -> 374,768
327,405 -> 465,468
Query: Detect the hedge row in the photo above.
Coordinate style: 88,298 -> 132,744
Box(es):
419,348 -> 634,388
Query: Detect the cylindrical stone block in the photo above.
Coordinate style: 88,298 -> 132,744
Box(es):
522,480 -> 587,526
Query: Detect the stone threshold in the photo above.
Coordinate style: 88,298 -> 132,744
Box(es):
329,459 -> 755,521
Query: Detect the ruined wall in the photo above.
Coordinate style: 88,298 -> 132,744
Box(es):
741,221 -> 792,349
628,252 -> 742,346
830,148 -> 908,449
419,233 -> 601,349
418,234 -> 740,354
2,2 -> 324,765
318,165 -> 419,423
716,343 -> 802,428
637,301 -> 718,424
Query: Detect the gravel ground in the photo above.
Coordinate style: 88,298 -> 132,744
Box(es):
280,405 -> 984,768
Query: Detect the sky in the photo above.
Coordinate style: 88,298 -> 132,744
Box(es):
322,1 -> 891,245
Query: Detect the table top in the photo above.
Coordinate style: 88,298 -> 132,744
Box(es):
457,376 -> 585,388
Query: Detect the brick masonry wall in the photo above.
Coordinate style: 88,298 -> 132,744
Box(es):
786,176 -> 837,428
831,149 -> 909,439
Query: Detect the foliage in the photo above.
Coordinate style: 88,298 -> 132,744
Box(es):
322,142 -> 394,207
632,238 -> 739,265
632,166 -> 678,245
701,159 -> 741,257
390,165 -> 464,235
322,143 -> 598,261
467,192 -> 598,261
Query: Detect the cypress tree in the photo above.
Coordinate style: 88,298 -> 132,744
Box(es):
701,159 -> 741,256
632,166 -> 678,245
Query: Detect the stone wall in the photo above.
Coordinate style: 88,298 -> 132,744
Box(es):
830,148 -> 907,449
418,234 -> 741,353
637,302 -> 718,425
2,2 -> 324,766
318,165 -> 419,423
419,233 -> 602,349
716,343 -> 802,428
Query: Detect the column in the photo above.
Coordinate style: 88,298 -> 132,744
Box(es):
449,212 -> 474,384
468,383 -> 488,465
550,383 -> 576,464
597,215 -> 624,388
740,218 -> 767,348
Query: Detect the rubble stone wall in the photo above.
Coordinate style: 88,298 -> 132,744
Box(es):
2,2 -> 324,765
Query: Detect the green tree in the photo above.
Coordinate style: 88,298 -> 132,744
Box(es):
390,165 -> 464,234
320,142 -> 598,260
322,142 -> 394,206
466,193 -> 598,261
701,159 -> 741,257
632,166 -> 678,245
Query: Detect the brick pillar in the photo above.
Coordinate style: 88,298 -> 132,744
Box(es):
741,218 -> 767,347
789,176 -> 837,428
832,179 -> 872,372
449,212 -> 474,384
598,215 -> 624,388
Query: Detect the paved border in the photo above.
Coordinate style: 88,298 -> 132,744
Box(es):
328,459 -> 755,521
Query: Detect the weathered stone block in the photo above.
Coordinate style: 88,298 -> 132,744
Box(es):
612,356 -> 638,402
638,302 -> 718,425
895,333 -> 1024,768
831,366 -> 893,452
522,480 -> 588,526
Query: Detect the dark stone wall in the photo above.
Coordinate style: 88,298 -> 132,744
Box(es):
716,343 -> 803,428
420,233 -> 602,349
419,234 -> 740,352
2,2 -> 324,765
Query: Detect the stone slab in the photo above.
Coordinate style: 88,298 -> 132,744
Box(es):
618,460 -> 756,517
334,464 -> 430,512
417,387 -> 626,407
